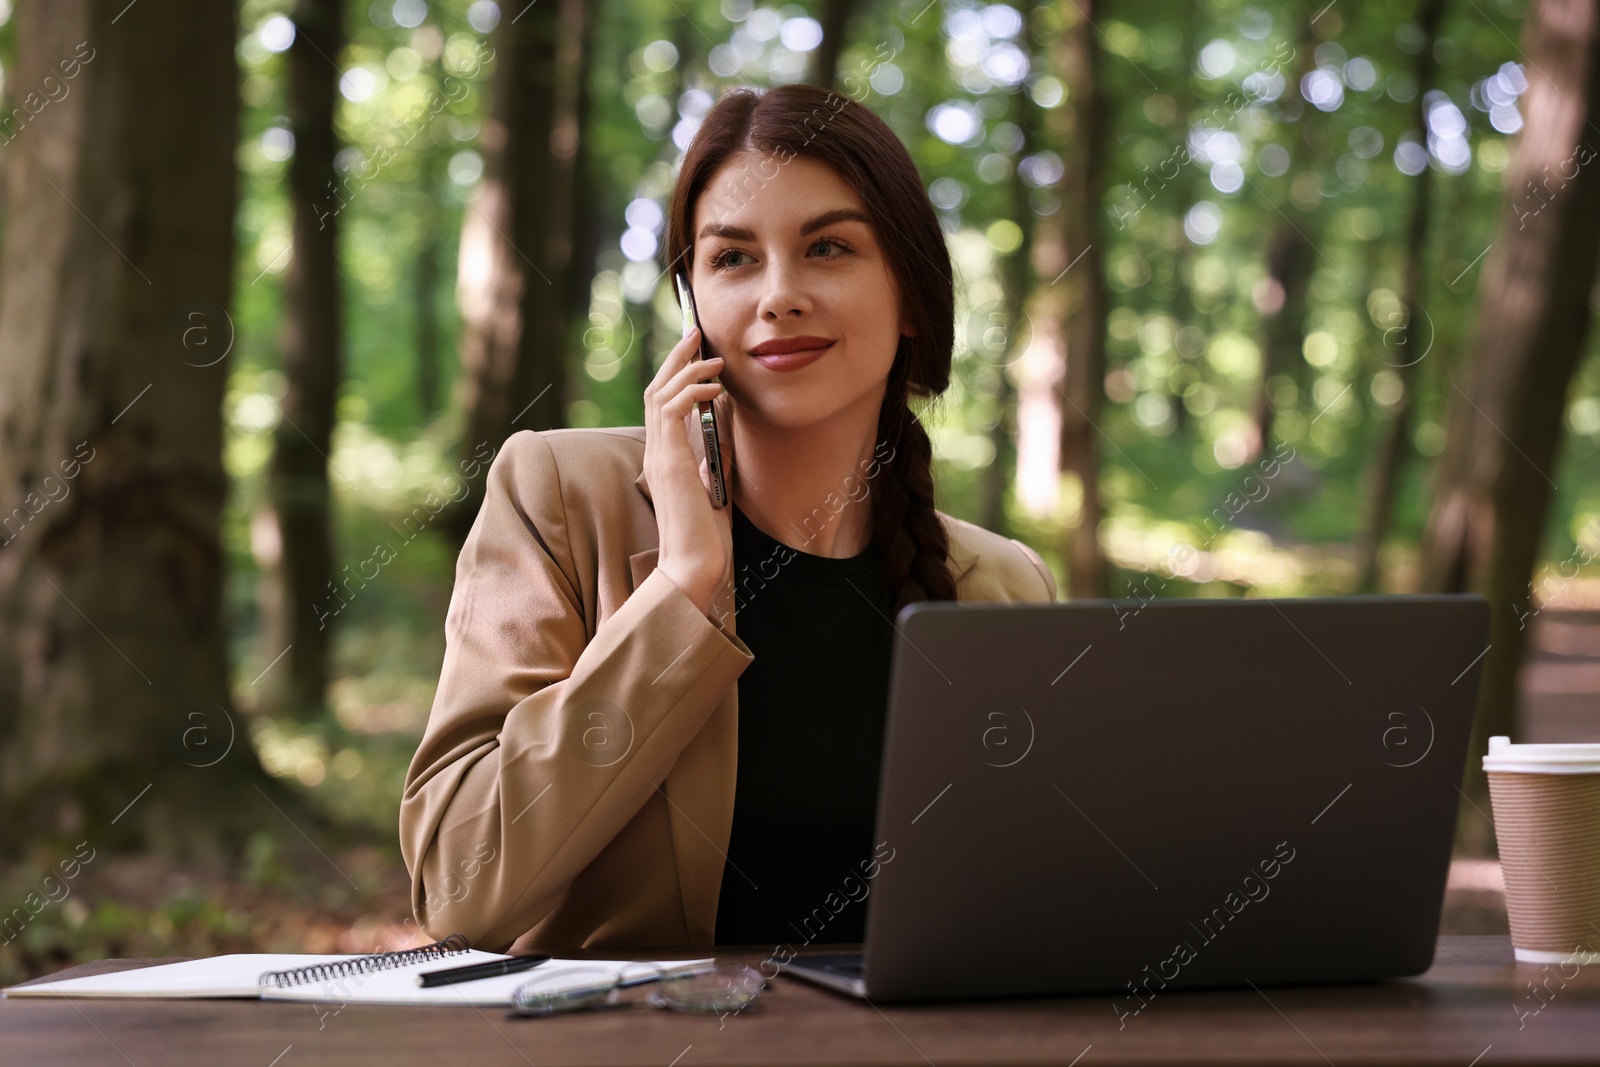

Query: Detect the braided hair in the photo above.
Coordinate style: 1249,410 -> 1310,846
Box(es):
871,336 -> 956,615
662,83 -> 958,616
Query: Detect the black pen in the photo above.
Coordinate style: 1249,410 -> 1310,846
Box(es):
417,955 -> 552,988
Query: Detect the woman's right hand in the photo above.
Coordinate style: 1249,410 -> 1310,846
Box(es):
644,326 -> 733,617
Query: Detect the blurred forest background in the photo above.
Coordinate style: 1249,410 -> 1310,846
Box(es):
2,0 -> 1598,983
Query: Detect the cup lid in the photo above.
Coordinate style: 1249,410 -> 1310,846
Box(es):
1482,735 -> 1600,774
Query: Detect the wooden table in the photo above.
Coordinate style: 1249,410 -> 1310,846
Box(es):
3,937 -> 1596,1065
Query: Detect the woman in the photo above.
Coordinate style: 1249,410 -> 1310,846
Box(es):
400,83 -> 1056,955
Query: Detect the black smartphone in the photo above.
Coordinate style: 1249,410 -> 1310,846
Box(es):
673,270 -> 729,509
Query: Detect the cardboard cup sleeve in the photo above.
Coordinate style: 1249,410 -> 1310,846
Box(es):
1483,736 -> 1600,965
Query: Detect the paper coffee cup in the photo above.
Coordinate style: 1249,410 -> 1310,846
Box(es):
1483,736 -> 1600,964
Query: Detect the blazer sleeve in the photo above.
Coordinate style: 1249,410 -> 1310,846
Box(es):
399,430 -> 754,951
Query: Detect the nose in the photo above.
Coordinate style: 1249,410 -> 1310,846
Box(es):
755,257 -> 813,321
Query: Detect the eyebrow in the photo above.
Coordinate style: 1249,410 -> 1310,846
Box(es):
696,207 -> 873,244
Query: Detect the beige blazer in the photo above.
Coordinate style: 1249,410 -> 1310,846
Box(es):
399,427 -> 1057,953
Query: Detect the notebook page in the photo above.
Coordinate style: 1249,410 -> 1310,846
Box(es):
2,950 -> 512,999
259,957 -> 717,1007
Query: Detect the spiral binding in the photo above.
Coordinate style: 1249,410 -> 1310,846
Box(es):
258,933 -> 471,989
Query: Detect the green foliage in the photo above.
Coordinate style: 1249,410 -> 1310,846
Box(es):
221,0 -> 1599,865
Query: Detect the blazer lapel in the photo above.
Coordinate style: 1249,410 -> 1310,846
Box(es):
944,526 -> 980,586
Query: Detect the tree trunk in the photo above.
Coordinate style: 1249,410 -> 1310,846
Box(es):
264,0 -> 346,722
415,79 -> 444,422
1355,0 -> 1447,592
0,0 -> 276,853
1420,0 -> 1600,857
1248,14 -> 1323,462
1050,0 -> 1109,598
630,11 -> 698,416
563,0 -> 599,328
1250,227 -> 1312,457
979,77 -> 1039,537
415,189 -> 441,420
807,0 -> 858,90
448,0 -> 588,541
1165,0 -> 1202,437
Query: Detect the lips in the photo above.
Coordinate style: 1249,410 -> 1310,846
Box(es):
749,335 -> 833,371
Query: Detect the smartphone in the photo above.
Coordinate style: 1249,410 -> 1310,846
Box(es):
673,271 -> 729,509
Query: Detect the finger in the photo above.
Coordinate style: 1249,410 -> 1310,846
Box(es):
666,353 -> 724,393
648,355 -> 721,419
662,382 -> 723,422
654,358 -> 724,417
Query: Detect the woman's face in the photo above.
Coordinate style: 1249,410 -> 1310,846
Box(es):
688,150 -> 913,431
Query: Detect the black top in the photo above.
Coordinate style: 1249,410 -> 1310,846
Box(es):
713,500 -> 896,949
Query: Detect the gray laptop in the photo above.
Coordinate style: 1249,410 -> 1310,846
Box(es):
783,594 -> 1489,1004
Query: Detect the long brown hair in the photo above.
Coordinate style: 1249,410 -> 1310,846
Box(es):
661,83 -> 957,615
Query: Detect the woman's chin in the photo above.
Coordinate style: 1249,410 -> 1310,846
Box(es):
729,378 -> 885,431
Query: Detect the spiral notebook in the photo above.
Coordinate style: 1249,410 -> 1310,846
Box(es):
3,934 -> 714,1007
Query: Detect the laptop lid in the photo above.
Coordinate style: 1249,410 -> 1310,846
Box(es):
858,594 -> 1489,1004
